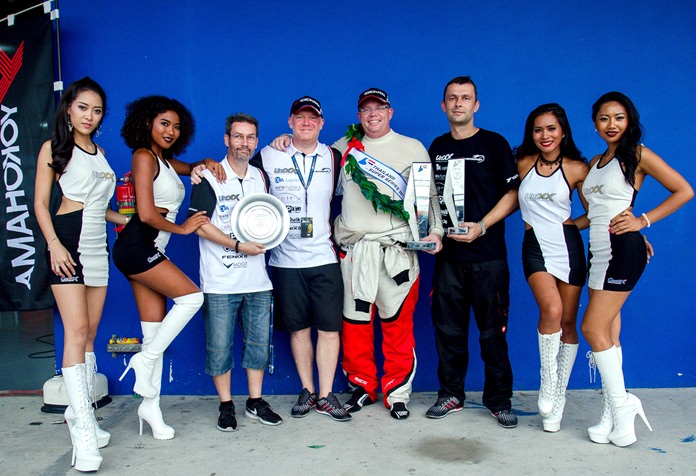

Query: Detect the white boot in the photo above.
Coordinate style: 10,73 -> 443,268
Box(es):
137,321 -> 175,440
588,346 -> 622,443
537,330 -> 561,417
592,346 -> 652,447
119,292 -> 203,397
65,352 -> 111,448
62,364 -> 102,472
542,342 -> 578,432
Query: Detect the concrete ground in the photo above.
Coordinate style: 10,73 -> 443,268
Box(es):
1,388 -> 694,476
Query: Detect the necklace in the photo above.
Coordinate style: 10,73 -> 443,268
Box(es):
538,152 -> 562,167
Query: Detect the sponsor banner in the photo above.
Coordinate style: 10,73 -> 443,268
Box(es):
0,12 -> 55,310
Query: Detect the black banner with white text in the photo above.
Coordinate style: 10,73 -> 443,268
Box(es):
0,12 -> 55,310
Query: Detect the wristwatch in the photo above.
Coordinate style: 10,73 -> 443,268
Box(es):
478,221 -> 487,236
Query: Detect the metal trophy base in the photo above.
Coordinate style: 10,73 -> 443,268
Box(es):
406,241 -> 436,251
447,226 -> 469,235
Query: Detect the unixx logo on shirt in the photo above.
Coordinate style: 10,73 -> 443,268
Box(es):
524,192 -> 556,202
583,185 -> 605,195
92,171 -> 115,181
218,194 -> 240,202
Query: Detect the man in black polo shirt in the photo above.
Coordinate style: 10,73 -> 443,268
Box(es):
425,76 -> 520,428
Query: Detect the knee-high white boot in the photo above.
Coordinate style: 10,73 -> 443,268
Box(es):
588,346 -> 622,443
542,342 -> 578,432
65,352 -> 111,448
120,292 -> 203,398
592,346 -> 652,447
537,330 -> 561,417
137,321 -> 175,440
62,364 -> 102,472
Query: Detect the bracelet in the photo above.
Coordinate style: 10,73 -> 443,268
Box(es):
641,213 -> 651,228
46,236 -> 58,250
235,240 -> 240,253
478,221 -> 487,236
125,215 -> 131,225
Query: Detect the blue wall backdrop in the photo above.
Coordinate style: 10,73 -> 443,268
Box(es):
52,1 -> 695,396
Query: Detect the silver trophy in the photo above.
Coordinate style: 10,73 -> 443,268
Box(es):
443,158 -> 468,235
404,162 -> 436,251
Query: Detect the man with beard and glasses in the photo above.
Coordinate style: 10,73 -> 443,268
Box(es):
189,113 -> 282,431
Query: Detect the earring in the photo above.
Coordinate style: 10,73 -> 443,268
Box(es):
68,118 -> 73,132
594,127 -> 597,132
95,125 -> 102,137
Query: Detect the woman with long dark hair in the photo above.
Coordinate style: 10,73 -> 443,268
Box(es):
581,92 -> 692,447
516,103 -> 589,432
35,77 -> 125,472
114,95 -> 218,440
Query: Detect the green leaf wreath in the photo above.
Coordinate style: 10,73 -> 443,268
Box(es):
343,124 -> 410,222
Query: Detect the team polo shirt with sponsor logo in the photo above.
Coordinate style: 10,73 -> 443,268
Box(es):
188,158 -> 272,294
428,129 -> 520,262
252,142 -> 338,269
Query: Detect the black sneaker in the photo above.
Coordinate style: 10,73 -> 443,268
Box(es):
316,393 -> 352,422
217,400 -> 237,432
291,388 -> 317,418
245,399 -> 283,426
343,387 -> 374,413
426,395 -> 463,419
389,402 -> 410,420
491,409 -> 518,428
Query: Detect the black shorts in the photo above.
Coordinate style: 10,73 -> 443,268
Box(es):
270,263 -> 343,332
112,213 -> 168,276
48,209 -> 87,285
522,224 -> 586,286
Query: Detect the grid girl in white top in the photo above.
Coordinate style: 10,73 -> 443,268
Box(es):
114,96 -> 222,441
515,103 -> 589,433
34,77 -> 125,472
579,92 -> 693,447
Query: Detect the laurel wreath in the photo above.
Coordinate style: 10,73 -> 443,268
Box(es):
343,124 -> 410,222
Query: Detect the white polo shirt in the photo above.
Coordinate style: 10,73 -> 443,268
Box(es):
257,142 -> 339,268
189,158 -> 272,294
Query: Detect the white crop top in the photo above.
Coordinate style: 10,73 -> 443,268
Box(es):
59,145 -> 115,208
518,158 -> 572,229
153,155 -> 185,251
583,157 -> 636,227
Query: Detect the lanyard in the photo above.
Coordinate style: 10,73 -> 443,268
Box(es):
290,152 -> 317,215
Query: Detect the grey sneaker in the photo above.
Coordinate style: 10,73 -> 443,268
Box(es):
217,400 -> 237,432
491,409 -> 518,428
291,388 -> 317,418
316,393 -> 352,422
426,395 -> 463,419
245,399 -> 283,426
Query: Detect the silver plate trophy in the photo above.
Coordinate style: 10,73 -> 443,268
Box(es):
443,158 -> 468,235
404,162 -> 436,251
230,193 -> 290,250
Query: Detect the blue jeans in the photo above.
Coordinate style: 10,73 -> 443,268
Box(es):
202,291 -> 272,375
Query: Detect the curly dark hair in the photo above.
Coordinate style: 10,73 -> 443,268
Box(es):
592,92 -> 643,187
515,103 -> 585,162
120,95 -> 195,158
50,77 -> 107,175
